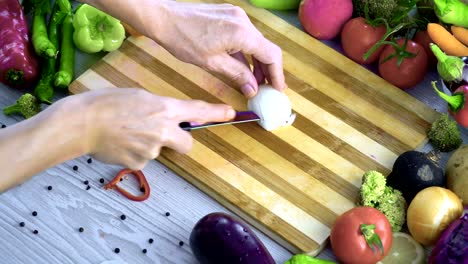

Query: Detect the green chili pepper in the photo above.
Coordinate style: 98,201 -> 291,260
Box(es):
55,13 -> 75,89
33,2 -> 64,103
433,0 -> 468,28
72,4 -> 126,54
31,9 -> 57,58
249,0 -> 301,10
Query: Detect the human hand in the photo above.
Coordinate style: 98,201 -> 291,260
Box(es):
148,2 -> 286,98
78,88 -> 235,170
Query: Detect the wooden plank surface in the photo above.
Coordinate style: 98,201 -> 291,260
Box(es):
69,0 -> 439,254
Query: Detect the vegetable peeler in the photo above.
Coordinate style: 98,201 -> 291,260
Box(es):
179,111 -> 260,131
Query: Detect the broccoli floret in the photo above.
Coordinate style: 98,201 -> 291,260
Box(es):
376,187 -> 407,232
427,113 -> 462,152
353,0 -> 399,22
360,170 -> 386,206
3,93 -> 41,119
359,170 -> 407,232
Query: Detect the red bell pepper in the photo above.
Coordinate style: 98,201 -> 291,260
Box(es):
104,169 -> 151,202
0,0 -> 39,88
433,81 -> 468,128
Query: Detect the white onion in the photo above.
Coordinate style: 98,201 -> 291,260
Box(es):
407,186 -> 464,246
247,85 -> 296,131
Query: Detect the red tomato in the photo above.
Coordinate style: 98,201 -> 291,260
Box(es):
330,207 -> 393,264
341,17 -> 387,64
413,30 -> 437,66
378,38 -> 428,89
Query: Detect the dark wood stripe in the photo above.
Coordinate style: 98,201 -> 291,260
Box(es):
284,71 -> 413,154
69,81 -> 89,94
197,129 -> 339,227
247,15 -> 432,133
159,150 -> 320,251
120,40 -> 367,196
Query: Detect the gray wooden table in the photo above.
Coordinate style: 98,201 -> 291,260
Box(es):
1,6 -> 467,264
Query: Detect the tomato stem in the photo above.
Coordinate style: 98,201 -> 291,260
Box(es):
360,224 -> 384,256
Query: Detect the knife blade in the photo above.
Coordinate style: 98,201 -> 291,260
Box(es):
179,111 -> 260,131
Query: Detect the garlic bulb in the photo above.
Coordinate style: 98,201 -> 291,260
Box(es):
247,84 -> 296,131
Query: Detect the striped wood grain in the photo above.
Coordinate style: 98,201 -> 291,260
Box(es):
69,0 -> 439,254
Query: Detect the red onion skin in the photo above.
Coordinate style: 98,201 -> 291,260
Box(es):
429,208 -> 468,264
0,0 -> 39,88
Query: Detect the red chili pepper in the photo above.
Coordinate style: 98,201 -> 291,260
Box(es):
0,0 -> 39,88
433,82 -> 468,128
104,169 -> 151,201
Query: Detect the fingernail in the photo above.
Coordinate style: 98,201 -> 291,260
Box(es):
226,108 -> 236,119
241,84 -> 255,98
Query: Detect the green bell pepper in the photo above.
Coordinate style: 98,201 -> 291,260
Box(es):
249,0 -> 301,10
72,4 -> 125,53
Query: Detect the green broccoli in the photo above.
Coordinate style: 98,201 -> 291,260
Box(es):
427,113 -> 462,152
353,0 -> 399,23
359,170 -> 407,232
284,254 -> 336,264
3,93 -> 42,119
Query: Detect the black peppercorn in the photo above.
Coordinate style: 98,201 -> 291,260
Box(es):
179,241 -> 184,246
142,249 -> 147,254
87,158 -> 93,164
114,248 -> 120,253
33,230 -> 38,234
73,165 -> 78,171
79,227 -> 84,233
83,180 -> 89,185
47,186 -> 52,191
148,238 -> 154,244
19,222 -> 25,227
32,211 -> 37,216
140,186 -> 145,193
165,212 -> 170,217
120,214 -> 126,220
86,185 -> 91,190
99,178 -> 104,183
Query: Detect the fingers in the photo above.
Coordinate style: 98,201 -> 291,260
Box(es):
161,126 -> 194,154
173,99 -> 236,123
241,36 -> 286,92
207,54 -> 258,98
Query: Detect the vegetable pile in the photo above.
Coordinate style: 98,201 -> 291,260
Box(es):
1,0 -> 126,119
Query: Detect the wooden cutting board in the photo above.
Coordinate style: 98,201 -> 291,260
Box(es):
69,0 -> 439,255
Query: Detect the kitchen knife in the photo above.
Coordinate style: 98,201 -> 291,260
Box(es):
179,111 -> 260,131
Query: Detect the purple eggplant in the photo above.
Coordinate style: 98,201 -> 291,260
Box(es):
0,0 -> 39,88
429,207 -> 468,264
189,212 -> 275,264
